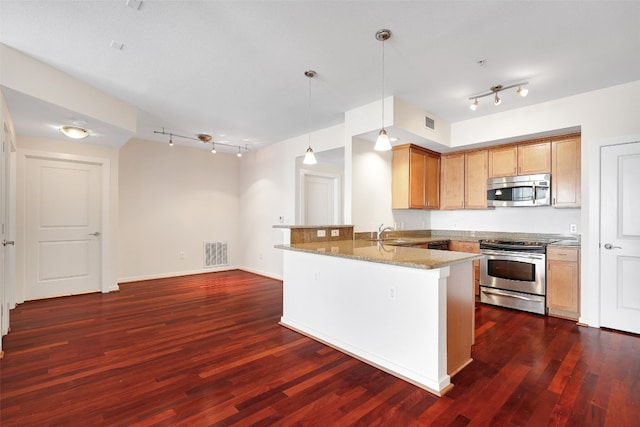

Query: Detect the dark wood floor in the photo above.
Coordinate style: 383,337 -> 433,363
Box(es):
1,270 -> 638,426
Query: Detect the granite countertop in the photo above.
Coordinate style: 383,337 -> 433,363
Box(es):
275,240 -> 483,270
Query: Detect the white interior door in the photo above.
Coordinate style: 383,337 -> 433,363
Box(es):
25,157 -> 102,300
600,141 -> 640,335
1,123 -> 8,342
302,173 -> 339,225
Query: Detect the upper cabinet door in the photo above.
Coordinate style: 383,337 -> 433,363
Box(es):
488,146 -> 518,177
409,149 -> 426,208
424,152 -> 440,209
552,137 -> 581,208
518,142 -> 551,175
440,153 -> 465,209
465,150 -> 488,209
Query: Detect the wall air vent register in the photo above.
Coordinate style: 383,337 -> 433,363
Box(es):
204,241 -> 229,267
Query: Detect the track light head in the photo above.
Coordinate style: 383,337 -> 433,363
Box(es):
517,86 -> 529,97
470,98 -> 479,111
494,93 -> 501,106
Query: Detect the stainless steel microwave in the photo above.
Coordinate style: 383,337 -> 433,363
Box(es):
487,173 -> 551,207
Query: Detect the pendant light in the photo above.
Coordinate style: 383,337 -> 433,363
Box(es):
303,70 -> 318,165
374,29 -> 392,151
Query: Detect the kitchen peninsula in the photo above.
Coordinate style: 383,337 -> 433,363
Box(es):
275,226 -> 482,396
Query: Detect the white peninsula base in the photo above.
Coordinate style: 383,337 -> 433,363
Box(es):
279,249 -> 475,396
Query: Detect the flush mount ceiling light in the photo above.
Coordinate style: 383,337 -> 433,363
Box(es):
59,125 -> 89,139
303,70 -> 318,165
468,82 -> 529,111
153,128 -> 248,156
374,29 -> 392,152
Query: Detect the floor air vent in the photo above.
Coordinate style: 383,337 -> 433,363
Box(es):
204,241 -> 229,267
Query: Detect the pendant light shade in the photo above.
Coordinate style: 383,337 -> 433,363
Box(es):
374,29 -> 392,152
303,147 -> 317,164
374,129 -> 391,151
302,70 -> 318,165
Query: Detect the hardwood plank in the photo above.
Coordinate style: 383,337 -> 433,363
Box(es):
1,270 -> 639,426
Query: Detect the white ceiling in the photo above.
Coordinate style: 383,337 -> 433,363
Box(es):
1,0 -> 639,152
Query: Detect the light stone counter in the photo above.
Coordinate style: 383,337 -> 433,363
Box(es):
276,239 -> 482,270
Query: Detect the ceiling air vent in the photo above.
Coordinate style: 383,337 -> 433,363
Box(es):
425,115 -> 435,131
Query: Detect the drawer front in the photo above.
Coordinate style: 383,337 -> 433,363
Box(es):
547,247 -> 579,262
449,241 -> 480,253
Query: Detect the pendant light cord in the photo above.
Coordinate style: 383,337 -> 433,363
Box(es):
381,35 -> 385,127
308,72 -> 312,148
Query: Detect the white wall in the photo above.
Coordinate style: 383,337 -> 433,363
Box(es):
118,138 -> 240,281
430,207 -> 581,234
351,137 -> 393,231
239,124 -> 345,279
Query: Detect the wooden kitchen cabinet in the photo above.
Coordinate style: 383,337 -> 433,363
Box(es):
392,144 -> 440,209
465,150 -> 489,209
440,152 -> 465,209
448,241 -> 481,296
441,150 -> 488,209
518,142 -> 551,175
488,145 -> 518,177
547,246 -> 580,320
488,141 -> 551,177
552,136 -> 581,208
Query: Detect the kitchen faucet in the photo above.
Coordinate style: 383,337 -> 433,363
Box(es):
377,223 -> 395,241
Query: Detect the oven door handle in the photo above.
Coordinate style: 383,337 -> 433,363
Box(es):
481,289 -> 539,301
480,249 -> 545,260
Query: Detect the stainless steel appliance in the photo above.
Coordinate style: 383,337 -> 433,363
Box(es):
479,239 -> 548,315
487,173 -> 551,207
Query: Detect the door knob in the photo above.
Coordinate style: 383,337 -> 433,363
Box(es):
89,232 -> 101,237
604,243 -> 621,250
2,239 -> 15,246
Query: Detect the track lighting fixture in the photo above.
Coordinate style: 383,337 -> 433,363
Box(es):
303,70 -> 318,165
468,82 -> 529,110
153,128 -> 248,156
374,29 -> 392,152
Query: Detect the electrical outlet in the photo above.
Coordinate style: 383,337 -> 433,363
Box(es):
389,286 -> 397,301
317,229 -> 326,237
570,224 -> 577,233
331,229 -> 339,237
178,251 -> 185,259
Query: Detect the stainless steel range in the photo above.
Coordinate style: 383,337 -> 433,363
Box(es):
479,239 -> 548,315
